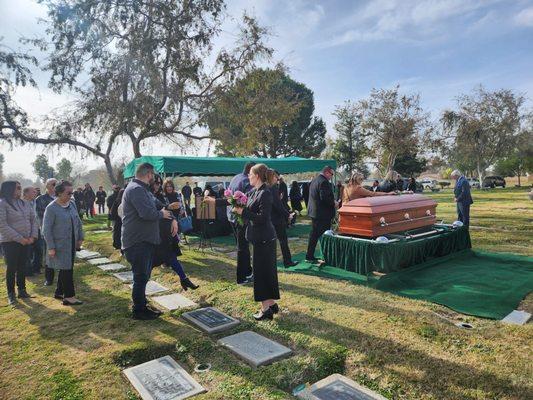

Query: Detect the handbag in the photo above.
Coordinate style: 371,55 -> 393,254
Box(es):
178,207 -> 193,233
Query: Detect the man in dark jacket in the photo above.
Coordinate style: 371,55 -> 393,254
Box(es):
192,182 -> 203,198
451,170 -> 473,227
96,186 -> 107,214
181,182 -> 192,208
305,166 -> 337,262
36,178 -> 57,285
122,163 -> 175,320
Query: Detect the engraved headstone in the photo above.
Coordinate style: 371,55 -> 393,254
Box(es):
296,374 -> 387,400
123,355 -> 205,400
76,250 -> 101,259
88,257 -> 112,265
129,281 -> 169,296
217,331 -> 292,367
182,307 -> 239,334
97,263 -> 129,272
151,293 -> 196,310
113,271 -> 134,283
502,310 -> 531,325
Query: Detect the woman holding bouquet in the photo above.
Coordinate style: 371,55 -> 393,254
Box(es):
233,164 -> 280,321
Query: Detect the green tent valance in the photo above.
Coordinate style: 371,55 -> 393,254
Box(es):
123,156 -> 337,178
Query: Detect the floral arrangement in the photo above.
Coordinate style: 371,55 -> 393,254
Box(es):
224,189 -> 248,226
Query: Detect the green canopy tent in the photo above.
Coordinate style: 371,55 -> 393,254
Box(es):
123,155 -> 337,178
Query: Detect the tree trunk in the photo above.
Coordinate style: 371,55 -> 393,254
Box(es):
133,139 -> 142,158
104,156 -> 117,185
477,164 -> 484,188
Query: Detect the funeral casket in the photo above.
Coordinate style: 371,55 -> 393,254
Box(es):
338,194 -> 437,237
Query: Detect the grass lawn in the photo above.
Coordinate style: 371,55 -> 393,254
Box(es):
0,187 -> 531,399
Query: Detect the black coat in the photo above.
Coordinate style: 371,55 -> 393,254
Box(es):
378,180 -> 398,193
242,184 -> 277,244
307,174 -> 335,221
269,184 -> 289,226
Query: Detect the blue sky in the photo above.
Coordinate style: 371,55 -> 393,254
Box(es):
1,0 -> 533,178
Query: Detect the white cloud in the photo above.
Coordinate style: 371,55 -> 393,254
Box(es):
514,7 -> 533,26
318,0 -> 505,48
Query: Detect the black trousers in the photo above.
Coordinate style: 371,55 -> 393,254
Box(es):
2,242 -> 29,294
97,203 -> 105,214
55,269 -> 75,298
274,222 -> 292,265
252,239 -> 279,302
305,218 -> 331,260
457,203 -> 471,227
231,222 -> 252,283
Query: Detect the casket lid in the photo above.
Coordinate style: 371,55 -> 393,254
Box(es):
339,193 -> 436,215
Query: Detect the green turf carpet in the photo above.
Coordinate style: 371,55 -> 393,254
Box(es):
188,223 -> 312,246
279,250 -> 533,319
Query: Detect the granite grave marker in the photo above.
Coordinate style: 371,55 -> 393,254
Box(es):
182,307 -> 239,333
217,331 -> 292,367
123,355 -> 205,400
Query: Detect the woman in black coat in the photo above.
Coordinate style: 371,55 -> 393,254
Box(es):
233,164 -> 280,321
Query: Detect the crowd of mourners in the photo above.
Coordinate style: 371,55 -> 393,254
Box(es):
1,162 -> 471,320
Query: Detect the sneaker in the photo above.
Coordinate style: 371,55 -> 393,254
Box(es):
43,281 -> 53,286
238,275 -> 254,285
132,308 -> 160,320
7,292 -> 16,306
146,304 -> 163,315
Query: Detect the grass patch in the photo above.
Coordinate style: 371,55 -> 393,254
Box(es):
1,188 -> 532,399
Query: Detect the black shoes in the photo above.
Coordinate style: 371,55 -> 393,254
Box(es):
270,303 -> 279,314
17,290 -> 32,299
284,261 -> 299,267
7,292 -> 16,305
238,274 -> 254,285
305,257 -> 321,264
180,277 -> 199,291
253,307 -> 274,321
132,307 -> 161,320
54,294 -> 64,300
146,304 -> 163,315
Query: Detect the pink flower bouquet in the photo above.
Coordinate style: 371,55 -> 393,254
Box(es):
224,189 -> 248,225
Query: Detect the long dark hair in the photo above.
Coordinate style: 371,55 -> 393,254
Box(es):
0,181 -> 19,209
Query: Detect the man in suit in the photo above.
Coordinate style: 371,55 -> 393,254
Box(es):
451,170 -> 473,227
181,182 -> 192,208
305,166 -> 337,262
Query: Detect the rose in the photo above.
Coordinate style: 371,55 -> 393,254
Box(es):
238,195 -> 248,205
224,189 -> 232,197
233,190 -> 244,199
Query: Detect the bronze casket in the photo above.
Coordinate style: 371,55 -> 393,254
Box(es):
338,194 -> 437,237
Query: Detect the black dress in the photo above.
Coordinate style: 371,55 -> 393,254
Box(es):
242,184 -> 279,302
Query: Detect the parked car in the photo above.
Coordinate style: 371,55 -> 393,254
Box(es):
419,178 -> 438,190
466,178 -> 480,188
482,176 -> 506,188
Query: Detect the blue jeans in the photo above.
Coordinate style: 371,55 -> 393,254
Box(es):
168,251 -> 187,280
124,242 -> 155,312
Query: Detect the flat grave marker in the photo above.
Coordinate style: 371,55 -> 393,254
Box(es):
225,251 -> 238,259
151,293 -> 197,311
217,331 -> 292,367
123,355 -> 205,400
296,374 -> 387,400
76,250 -> 101,259
129,281 -> 169,296
182,307 -> 239,334
113,271 -> 134,283
88,257 -> 112,265
502,310 -> 531,325
97,263 -> 129,272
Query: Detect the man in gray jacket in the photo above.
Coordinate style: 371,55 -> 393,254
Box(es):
122,163 -> 175,320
